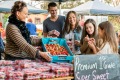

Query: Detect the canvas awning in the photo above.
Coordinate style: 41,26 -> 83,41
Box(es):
64,0 -> 120,15
0,0 -> 47,14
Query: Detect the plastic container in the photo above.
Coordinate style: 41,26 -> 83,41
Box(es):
42,38 -> 73,63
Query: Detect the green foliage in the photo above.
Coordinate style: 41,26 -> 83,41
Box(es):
104,0 -> 112,4
3,13 -> 10,28
104,0 -> 120,32
41,0 -> 84,9
61,1 -> 82,9
108,16 -> 120,32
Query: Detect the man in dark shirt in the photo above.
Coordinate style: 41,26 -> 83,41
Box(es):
43,2 -> 65,38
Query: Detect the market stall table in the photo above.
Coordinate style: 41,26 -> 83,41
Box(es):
43,76 -> 74,80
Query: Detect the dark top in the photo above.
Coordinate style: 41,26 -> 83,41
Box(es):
43,15 -> 65,38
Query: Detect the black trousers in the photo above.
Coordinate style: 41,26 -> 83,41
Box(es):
5,54 -> 34,61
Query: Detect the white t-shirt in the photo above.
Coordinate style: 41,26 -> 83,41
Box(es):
97,42 -> 117,54
65,31 -> 81,54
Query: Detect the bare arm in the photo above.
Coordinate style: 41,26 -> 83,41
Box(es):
88,41 -> 99,54
80,40 -> 89,53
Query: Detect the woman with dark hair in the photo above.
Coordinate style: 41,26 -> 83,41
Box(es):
5,1 -> 51,61
80,19 -> 98,54
62,11 -> 82,54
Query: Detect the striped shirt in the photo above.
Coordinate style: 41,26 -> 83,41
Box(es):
5,23 -> 37,58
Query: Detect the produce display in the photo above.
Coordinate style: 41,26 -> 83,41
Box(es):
0,60 -> 73,80
35,65 -> 50,72
7,71 -> 24,80
42,38 -> 73,63
45,44 -> 68,55
40,72 -> 55,79
42,63 -> 72,77
0,60 -> 13,66
57,63 -> 74,76
0,72 -> 5,80
23,68 -> 40,80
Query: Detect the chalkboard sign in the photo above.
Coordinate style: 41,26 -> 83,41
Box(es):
74,54 -> 120,80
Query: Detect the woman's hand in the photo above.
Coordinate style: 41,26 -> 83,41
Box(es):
48,30 -> 60,37
39,52 -> 51,61
89,38 -> 96,45
74,40 -> 80,46
84,35 -> 89,42
88,40 -> 98,54
88,40 -> 95,49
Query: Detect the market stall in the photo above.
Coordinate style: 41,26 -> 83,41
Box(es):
0,60 -> 74,80
0,37 -> 74,80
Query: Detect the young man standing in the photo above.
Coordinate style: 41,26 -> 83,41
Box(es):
43,2 -> 65,38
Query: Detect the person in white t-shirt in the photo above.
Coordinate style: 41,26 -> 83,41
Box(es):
88,21 -> 118,54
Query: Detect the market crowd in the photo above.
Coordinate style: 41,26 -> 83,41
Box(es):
0,1 -> 119,61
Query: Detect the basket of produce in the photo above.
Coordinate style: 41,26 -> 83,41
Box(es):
42,38 -> 73,62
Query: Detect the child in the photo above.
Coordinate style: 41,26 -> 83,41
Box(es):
88,21 -> 118,54
80,19 -> 98,54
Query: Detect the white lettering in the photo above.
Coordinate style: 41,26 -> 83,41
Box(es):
103,61 -> 115,69
76,72 -> 80,80
75,57 -> 80,72
99,56 -> 106,70
77,63 -> 97,71
76,72 -> 90,80
92,70 -> 109,80
99,56 -> 115,70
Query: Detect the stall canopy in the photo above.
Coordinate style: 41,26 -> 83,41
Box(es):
64,0 -> 120,15
116,4 -> 120,9
0,0 -> 47,14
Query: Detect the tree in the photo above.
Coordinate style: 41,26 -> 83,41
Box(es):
39,0 -> 88,9
104,0 -> 120,32
104,0 -> 120,7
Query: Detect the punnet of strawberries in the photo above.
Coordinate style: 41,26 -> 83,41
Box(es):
45,44 -> 68,55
